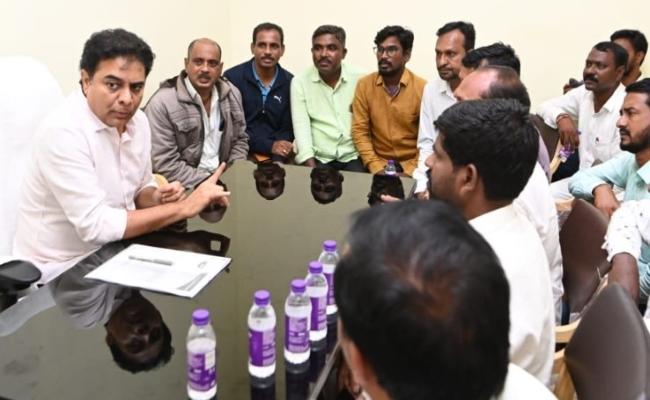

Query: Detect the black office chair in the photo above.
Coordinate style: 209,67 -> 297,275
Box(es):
0,260 -> 41,311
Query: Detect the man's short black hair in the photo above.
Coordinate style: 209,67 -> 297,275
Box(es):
626,78 -> 650,108
335,200 -> 510,400
593,41 -> 629,69
478,65 -> 531,108
374,26 -> 414,53
436,21 -> 476,51
252,22 -> 284,45
79,28 -> 154,77
462,42 -> 520,75
435,99 -> 538,201
107,321 -> 174,374
312,25 -> 346,47
611,29 -> 648,65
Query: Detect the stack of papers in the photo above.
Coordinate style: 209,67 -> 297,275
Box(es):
85,244 -> 231,298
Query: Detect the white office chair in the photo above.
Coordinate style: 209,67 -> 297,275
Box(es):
0,56 -> 63,311
0,56 -> 64,253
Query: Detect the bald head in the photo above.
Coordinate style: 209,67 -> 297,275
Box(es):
454,66 -> 530,108
187,38 -> 222,59
184,38 -> 223,96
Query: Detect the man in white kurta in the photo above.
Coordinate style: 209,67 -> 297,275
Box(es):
426,99 -> 555,384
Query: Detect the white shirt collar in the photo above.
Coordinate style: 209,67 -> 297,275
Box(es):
469,203 -> 518,235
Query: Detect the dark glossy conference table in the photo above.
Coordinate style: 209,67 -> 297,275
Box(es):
0,161 -> 413,400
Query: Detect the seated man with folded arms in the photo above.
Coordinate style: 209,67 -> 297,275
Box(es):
352,25 -> 426,176
144,38 -> 248,188
291,25 -> 365,172
426,99 -> 555,384
604,199 -> 650,305
538,42 -> 628,199
12,29 -> 229,282
571,79 -> 650,302
336,200 -> 555,399
453,66 -> 564,322
611,29 -> 647,87
224,22 -> 294,163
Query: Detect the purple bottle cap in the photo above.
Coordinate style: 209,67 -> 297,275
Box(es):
323,240 -> 337,252
291,279 -> 306,294
309,261 -> 323,274
254,290 -> 271,306
387,160 -> 395,165
192,308 -> 210,326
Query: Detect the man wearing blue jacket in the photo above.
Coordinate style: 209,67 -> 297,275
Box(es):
224,22 -> 294,163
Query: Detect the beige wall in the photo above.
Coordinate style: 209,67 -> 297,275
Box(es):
2,0 -> 648,107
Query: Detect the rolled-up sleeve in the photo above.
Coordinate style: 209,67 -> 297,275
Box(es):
569,153 -> 631,199
537,87 -> 581,129
41,129 -> 127,245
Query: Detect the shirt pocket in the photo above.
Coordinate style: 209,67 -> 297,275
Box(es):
173,118 -> 201,150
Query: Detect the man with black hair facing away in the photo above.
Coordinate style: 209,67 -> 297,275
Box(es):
425,99 -> 555,384
336,200 -> 554,399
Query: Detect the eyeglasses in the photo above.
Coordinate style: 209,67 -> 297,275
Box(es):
373,45 -> 400,57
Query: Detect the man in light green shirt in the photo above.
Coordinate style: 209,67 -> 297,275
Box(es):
291,25 -> 365,171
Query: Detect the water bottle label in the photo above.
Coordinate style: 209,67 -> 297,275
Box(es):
249,329 -> 275,367
187,350 -> 217,392
285,316 -> 309,353
323,269 -> 335,306
310,296 -> 327,331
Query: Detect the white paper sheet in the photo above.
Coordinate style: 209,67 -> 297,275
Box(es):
85,244 -> 231,298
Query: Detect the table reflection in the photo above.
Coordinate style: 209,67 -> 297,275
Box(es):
254,162 -> 286,200
367,174 -> 405,206
0,162 -> 414,399
310,165 -> 344,205
49,230 -> 230,376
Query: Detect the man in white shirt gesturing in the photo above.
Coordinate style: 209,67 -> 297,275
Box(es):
13,29 -> 230,282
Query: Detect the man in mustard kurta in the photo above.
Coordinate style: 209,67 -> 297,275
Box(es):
352,25 -> 427,176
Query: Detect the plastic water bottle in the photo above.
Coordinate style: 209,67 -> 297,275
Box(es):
187,308 -> 217,400
248,290 -> 276,381
284,279 -> 312,371
558,147 -> 571,163
305,261 -> 328,348
385,160 -> 397,176
318,240 -> 340,319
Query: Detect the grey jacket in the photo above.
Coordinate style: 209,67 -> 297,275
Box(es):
144,71 -> 249,187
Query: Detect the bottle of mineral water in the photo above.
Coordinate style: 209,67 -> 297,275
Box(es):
385,160 -> 397,176
305,261 -> 328,349
284,279 -> 311,371
248,290 -> 277,381
318,240 -> 340,320
187,308 -> 217,400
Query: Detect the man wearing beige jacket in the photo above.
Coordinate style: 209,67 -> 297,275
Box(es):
145,38 -> 249,188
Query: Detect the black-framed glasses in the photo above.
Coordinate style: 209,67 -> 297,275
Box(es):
373,45 -> 400,56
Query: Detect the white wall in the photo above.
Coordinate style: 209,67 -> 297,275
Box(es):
2,0 -> 648,107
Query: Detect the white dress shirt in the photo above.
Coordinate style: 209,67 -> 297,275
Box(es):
13,89 -> 156,282
538,83 -> 626,169
413,78 -> 457,192
184,76 -> 222,172
514,163 -> 564,322
358,363 -> 555,400
495,363 -> 556,399
470,204 -> 555,385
